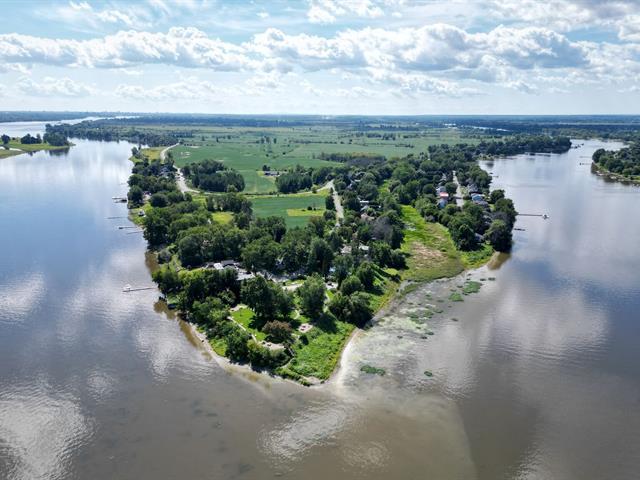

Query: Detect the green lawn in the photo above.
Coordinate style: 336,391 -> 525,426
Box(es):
288,317 -> 355,380
250,192 -> 327,228
1,140 -> 71,158
231,307 -> 267,341
211,211 -> 233,224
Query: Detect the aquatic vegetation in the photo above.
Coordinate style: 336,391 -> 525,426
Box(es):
449,292 -> 464,302
361,365 -> 386,376
462,281 -> 482,295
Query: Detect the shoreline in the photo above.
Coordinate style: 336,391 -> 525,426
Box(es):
176,249 -> 497,388
591,162 -> 640,186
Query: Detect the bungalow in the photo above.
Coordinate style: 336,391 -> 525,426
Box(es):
438,191 -> 449,200
471,193 -> 484,202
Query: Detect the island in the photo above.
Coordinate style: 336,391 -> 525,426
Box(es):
0,132 -> 71,158
47,117 -> 571,384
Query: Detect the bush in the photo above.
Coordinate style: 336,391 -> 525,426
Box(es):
225,325 -> 251,362
340,275 -> 363,295
356,262 -> 376,290
262,321 -> 293,344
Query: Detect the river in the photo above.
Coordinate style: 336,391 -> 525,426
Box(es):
0,131 -> 638,479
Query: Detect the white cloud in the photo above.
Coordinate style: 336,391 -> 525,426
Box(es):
115,78 -> 219,101
56,1 -> 137,29
0,22 -> 638,100
17,76 -> 94,97
307,0 -> 384,24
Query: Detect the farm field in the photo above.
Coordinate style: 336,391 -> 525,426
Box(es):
169,126 -> 478,193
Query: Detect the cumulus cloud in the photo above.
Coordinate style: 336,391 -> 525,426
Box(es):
56,1 -> 137,29
307,0 -> 393,23
17,76 -> 94,97
1,22 -> 638,99
115,78 -> 219,101
489,0 -> 640,37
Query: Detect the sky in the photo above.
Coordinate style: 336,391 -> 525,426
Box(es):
1,0 -> 639,115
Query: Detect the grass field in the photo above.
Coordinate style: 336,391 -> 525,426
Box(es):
287,317 -> 355,380
167,126 -> 477,194
231,307 -> 267,341
399,205 -> 493,282
250,192 -> 327,228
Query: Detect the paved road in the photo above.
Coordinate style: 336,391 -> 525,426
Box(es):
452,170 -> 464,207
160,143 -> 198,194
321,180 -> 343,225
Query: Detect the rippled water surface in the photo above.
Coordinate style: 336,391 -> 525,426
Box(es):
0,133 -> 638,479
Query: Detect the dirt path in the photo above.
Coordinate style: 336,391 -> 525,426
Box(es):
160,143 -> 198,194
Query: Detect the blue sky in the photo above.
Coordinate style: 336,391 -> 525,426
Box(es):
1,0 -> 639,114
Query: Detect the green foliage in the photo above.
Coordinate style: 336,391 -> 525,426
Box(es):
356,261 -> 376,290
485,219 -> 512,252
361,365 -> 386,375
307,238 -> 333,276
262,321 -> 293,344
298,274 -> 327,318
241,276 -> 293,321
340,275 -> 363,295
328,292 -> 373,326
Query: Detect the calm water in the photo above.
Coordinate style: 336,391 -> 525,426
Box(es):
0,134 -> 638,479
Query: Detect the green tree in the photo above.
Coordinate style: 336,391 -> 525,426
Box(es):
1,134 -> 9,145
489,189 -> 505,204
128,185 -> 143,206
340,275 -> 363,295
225,325 -> 251,362
325,194 -> 335,211
328,292 -> 373,326
298,274 -> 326,318
262,321 -> 293,344
332,255 -> 352,285
242,237 -> 280,272
307,238 -> 333,276
356,261 -> 376,290
448,215 -> 477,250
241,276 -> 292,321
485,219 -> 512,252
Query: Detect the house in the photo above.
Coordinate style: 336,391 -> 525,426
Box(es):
437,198 -> 448,209
439,191 -> 449,200
471,193 -> 484,202
436,185 -> 446,194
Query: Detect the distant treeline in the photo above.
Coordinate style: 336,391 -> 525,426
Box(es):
46,121 -> 180,147
475,134 -> 571,155
0,111 -> 112,123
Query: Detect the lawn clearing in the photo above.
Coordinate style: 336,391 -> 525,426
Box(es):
250,193 -> 327,228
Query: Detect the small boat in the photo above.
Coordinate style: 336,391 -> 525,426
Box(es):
122,284 -> 132,292
542,214 -> 549,219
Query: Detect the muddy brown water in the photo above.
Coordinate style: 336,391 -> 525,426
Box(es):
0,132 -> 638,479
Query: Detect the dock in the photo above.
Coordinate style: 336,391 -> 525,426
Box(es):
122,284 -> 155,292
